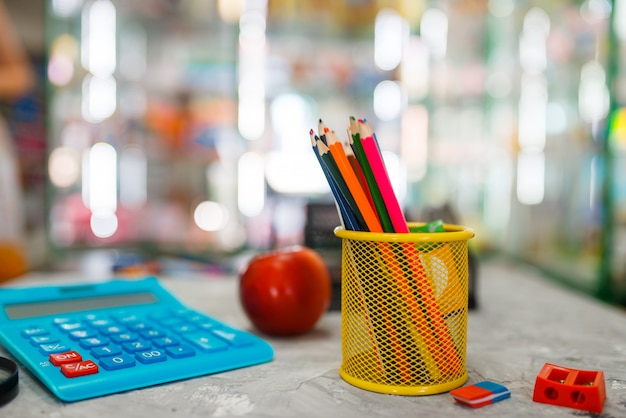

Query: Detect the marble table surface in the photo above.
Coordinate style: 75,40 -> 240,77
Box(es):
1,258 -> 625,417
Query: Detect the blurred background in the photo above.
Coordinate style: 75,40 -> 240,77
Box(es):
2,0 -> 626,306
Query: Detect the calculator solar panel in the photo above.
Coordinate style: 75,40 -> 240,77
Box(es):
0,277 -> 274,402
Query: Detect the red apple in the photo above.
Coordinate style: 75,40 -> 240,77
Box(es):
239,246 -> 332,336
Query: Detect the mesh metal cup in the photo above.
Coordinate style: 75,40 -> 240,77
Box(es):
334,223 -> 474,395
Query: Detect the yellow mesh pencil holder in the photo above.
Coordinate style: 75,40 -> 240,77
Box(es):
334,222 -> 474,396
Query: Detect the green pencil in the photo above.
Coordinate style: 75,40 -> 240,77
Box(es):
348,116 -> 394,232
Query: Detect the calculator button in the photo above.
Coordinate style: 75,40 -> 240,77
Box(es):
165,345 -> 195,359
193,319 -> 219,330
79,336 -> 110,349
99,354 -> 136,371
122,340 -> 152,353
127,322 -> 151,331
148,311 -> 171,321
49,350 -> 82,366
111,332 -> 139,344
183,313 -> 205,322
101,325 -> 128,335
69,329 -> 97,340
212,329 -> 254,348
139,329 -> 165,339
136,349 -> 167,364
172,309 -> 192,316
152,337 -> 179,348
114,314 -> 140,323
61,360 -> 99,378
184,333 -> 228,353
21,327 -> 49,337
83,313 -> 106,322
156,317 -> 184,327
186,314 -> 219,328
92,345 -> 122,358
52,317 -> 73,324
30,335 -> 60,346
168,324 -> 198,334
58,322 -> 84,332
39,343 -> 71,355
89,319 -> 114,328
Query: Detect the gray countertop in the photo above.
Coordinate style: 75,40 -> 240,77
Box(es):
1,258 -> 625,417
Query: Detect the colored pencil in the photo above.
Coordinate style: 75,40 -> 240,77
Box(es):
344,142 -> 375,209
358,120 -> 408,233
358,118 -> 462,373
361,118 -> 383,155
371,238 -> 444,381
310,118 -> 463,379
325,130 -> 382,233
358,119 -> 463,374
318,119 -> 328,145
343,240 -> 388,377
317,127 -> 401,375
310,130 -> 359,231
348,117 -> 394,233
316,140 -> 368,231
336,125 -> 428,378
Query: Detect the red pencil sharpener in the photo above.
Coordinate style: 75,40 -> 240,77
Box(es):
532,363 -> 606,414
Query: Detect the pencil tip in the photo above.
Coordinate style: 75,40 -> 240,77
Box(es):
316,139 -> 329,153
309,128 -> 314,135
325,130 -> 340,145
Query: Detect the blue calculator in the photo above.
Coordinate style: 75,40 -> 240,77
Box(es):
0,277 -> 274,402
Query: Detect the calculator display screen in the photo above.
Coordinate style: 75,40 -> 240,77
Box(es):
4,292 -> 159,320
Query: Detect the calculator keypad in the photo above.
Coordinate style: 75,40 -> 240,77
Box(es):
21,309 -> 249,379
1,278 -> 274,402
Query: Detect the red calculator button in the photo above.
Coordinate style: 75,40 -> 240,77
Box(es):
50,350 -> 82,366
61,360 -> 99,378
